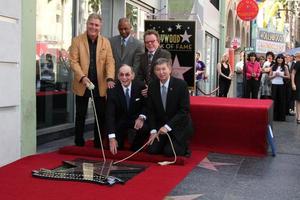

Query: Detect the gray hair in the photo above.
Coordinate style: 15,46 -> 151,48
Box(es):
87,13 -> 102,23
154,58 -> 172,69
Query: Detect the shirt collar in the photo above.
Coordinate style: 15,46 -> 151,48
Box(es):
160,78 -> 170,88
148,49 -> 156,56
121,35 -> 130,45
122,83 -> 132,92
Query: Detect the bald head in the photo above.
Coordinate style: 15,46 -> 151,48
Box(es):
118,64 -> 135,87
118,18 -> 132,38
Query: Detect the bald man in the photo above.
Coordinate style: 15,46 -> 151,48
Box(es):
106,64 -> 148,155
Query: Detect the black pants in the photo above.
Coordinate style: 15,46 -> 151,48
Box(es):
115,122 -> 149,151
272,84 -> 286,121
74,95 -> 106,146
285,81 -> 295,113
148,134 -> 187,157
218,79 -> 231,97
245,79 -> 259,99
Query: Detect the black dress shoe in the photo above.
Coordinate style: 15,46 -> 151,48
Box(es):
94,142 -> 101,148
184,149 -> 192,158
75,141 -> 85,147
75,137 -> 85,146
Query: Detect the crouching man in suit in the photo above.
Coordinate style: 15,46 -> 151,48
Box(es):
147,58 -> 193,157
106,64 -> 149,155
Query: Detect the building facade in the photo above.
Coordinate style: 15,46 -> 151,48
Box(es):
1,0 -> 245,166
0,0 -> 168,166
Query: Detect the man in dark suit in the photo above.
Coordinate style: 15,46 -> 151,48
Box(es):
147,58 -> 193,157
106,64 -> 148,155
109,18 -> 144,76
136,30 -> 171,96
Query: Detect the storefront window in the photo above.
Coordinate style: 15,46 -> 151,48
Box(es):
205,33 -> 219,94
36,0 -> 74,129
126,1 -> 152,40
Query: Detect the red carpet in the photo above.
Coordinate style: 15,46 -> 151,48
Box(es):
0,151 -> 207,200
59,145 -> 186,165
190,96 -> 273,156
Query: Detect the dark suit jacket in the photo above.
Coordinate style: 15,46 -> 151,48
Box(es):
109,35 -> 144,74
106,80 -> 147,134
136,48 -> 171,84
147,77 -> 193,142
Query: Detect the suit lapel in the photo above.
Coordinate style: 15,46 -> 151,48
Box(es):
154,80 -> 165,112
129,82 -> 138,110
83,33 -> 90,57
116,36 -> 122,60
116,83 -> 127,111
122,36 -> 133,59
152,48 -> 161,63
166,77 -> 175,111
96,34 -> 103,63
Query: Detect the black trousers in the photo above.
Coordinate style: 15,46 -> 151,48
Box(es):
285,81 -> 295,113
218,79 -> 231,97
115,122 -> 149,151
272,84 -> 286,121
147,134 -> 187,157
245,78 -> 260,99
74,95 -> 106,146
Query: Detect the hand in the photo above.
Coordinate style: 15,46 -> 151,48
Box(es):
158,126 -> 168,135
292,84 -> 296,91
227,76 -> 232,80
107,81 -> 115,89
82,77 -> 91,88
148,133 -> 159,145
252,73 -> 256,77
109,138 -> 118,155
141,85 -> 148,97
134,117 -> 144,130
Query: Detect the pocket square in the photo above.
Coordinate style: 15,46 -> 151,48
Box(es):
135,98 -> 140,101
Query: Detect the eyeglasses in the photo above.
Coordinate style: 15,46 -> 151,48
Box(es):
145,40 -> 157,44
119,72 -> 131,77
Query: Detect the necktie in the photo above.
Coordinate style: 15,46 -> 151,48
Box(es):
125,88 -> 130,109
148,53 -> 153,63
161,85 -> 167,110
121,38 -> 125,57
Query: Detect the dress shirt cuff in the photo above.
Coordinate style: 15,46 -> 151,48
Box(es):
164,124 -> 172,132
150,129 -> 157,134
139,114 -> 146,120
108,133 -> 116,139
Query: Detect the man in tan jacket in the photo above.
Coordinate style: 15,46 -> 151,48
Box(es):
69,13 -> 115,147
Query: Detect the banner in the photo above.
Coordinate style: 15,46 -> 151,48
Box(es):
145,20 -> 196,87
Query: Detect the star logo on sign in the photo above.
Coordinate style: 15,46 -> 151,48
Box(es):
197,157 -> 237,171
171,55 -> 191,80
168,27 -> 172,32
164,194 -> 204,200
175,23 -> 182,30
180,30 -> 192,43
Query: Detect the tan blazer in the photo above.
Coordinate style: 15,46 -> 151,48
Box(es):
69,32 -> 115,97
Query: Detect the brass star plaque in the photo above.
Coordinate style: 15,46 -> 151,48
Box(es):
32,158 -> 146,185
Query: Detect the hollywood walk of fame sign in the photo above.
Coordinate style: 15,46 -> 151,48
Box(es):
32,158 -> 146,186
145,20 -> 196,87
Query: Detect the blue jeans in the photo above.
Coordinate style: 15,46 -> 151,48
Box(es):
236,82 -> 243,98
